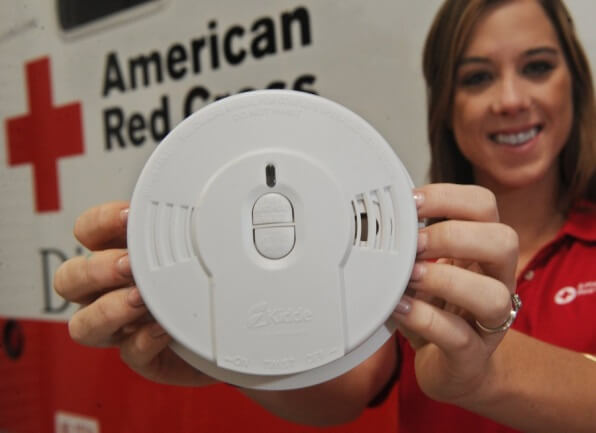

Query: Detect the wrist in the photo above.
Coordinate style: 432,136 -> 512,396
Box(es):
452,335 -> 511,412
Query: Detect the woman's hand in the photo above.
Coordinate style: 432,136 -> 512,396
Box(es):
393,183 -> 519,405
54,201 -> 216,387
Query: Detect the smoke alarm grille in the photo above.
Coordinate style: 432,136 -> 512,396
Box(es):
147,201 -> 195,269
352,186 -> 396,251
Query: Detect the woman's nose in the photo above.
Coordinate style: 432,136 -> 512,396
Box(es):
490,74 -> 530,115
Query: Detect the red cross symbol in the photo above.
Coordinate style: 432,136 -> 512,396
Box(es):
5,57 -> 84,213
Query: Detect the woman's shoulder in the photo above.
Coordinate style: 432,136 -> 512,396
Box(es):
563,200 -> 596,243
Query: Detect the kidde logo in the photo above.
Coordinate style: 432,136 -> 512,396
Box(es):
246,302 -> 313,329
4,56 -> 84,213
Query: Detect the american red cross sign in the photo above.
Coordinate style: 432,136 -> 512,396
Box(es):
5,57 -> 84,213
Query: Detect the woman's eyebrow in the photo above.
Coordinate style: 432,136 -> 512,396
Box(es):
458,56 -> 490,67
458,46 -> 560,67
524,46 -> 559,56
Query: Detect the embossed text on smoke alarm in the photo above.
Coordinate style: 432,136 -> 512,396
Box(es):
246,302 -> 313,329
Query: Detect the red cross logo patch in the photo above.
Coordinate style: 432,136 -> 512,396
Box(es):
4,57 -> 84,213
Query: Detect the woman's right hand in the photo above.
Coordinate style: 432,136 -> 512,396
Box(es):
54,201 -> 216,387
393,184 -> 519,405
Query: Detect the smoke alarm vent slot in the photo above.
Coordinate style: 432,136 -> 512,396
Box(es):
352,187 -> 396,251
148,201 -> 160,269
369,191 -> 382,249
352,197 -> 364,245
147,201 -> 196,269
172,205 -> 194,261
161,203 -> 175,266
381,186 -> 397,251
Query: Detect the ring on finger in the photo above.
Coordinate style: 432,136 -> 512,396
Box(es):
475,293 -> 522,334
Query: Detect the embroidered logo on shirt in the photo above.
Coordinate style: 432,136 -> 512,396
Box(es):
554,281 -> 596,305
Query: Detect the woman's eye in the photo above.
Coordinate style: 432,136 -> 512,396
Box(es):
523,61 -> 554,77
459,71 -> 492,87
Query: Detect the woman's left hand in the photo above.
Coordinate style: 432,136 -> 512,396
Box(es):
393,183 -> 519,404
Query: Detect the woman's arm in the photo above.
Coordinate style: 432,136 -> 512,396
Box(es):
460,330 -> 596,433
242,338 -> 398,426
395,184 -> 596,432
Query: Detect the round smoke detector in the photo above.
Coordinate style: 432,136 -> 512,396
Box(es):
128,90 -> 417,390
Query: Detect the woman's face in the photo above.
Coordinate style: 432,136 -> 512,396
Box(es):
452,0 -> 573,191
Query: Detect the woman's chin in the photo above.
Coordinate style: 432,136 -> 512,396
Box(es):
475,165 -> 556,193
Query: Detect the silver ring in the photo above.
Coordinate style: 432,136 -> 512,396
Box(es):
475,293 -> 522,334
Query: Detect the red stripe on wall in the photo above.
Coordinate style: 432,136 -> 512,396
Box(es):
0,318 -> 398,433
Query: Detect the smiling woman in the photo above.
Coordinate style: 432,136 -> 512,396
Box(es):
424,0 -> 596,211
397,1 -> 596,431
452,1 -> 574,193
423,0 -> 596,271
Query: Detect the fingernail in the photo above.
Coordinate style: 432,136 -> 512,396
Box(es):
413,191 -> 424,209
394,296 -> 412,315
117,255 -> 132,277
410,262 -> 426,281
417,231 -> 427,254
120,208 -> 129,227
150,322 -> 167,338
127,287 -> 145,307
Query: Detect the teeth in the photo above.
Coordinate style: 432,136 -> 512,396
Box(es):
493,127 -> 539,146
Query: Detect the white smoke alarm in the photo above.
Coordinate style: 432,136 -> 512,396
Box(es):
128,90 -> 417,390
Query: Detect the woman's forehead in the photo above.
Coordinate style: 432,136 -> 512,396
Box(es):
463,1 -> 560,58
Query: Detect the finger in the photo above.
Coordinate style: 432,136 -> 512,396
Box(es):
417,221 -> 518,289
74,201 -> 129,251
414,184 -> 499,222
54,250 -> 133,304
120,331 -> 217,386
409,261 -> 513,329
119,322 -> 171,370
393,296 -> 483,353
395,321 -> 427,350
121,312 -> 155,335
69,287 -> 148,347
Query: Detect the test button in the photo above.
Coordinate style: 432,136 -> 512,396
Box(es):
252,193 -> 295,259
252,193 -> 293,224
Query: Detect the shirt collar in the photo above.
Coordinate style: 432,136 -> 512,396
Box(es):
559,200 -> 596,243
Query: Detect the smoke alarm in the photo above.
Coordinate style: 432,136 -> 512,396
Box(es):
127,90 -> 417,390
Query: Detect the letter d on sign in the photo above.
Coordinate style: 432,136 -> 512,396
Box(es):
41,248 -> 70,313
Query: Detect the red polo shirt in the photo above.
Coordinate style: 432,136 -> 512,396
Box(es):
396,201 -> 596,433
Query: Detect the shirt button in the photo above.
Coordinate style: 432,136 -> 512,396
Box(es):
524,270 -> 535,281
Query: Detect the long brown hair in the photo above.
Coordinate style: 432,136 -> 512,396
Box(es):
423,0 -> 596,207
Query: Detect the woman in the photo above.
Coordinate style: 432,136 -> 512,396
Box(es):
394,0 -> 596,431
54,0 -> 596,431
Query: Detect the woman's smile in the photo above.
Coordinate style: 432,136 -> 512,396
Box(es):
488,124 -> 543,147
